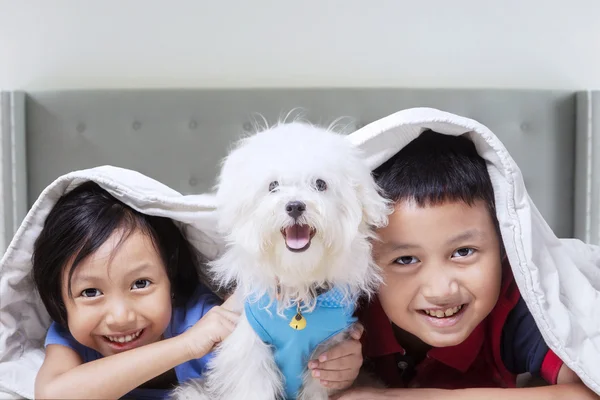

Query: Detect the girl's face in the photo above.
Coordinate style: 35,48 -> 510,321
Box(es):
62,229 -> 173,356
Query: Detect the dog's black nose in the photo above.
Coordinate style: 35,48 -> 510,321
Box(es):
286,201 -> 306,219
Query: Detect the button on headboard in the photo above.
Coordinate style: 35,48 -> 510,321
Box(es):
13,89 -> 578,239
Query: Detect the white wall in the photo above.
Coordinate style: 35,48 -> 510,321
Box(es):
1,0 -> 600,91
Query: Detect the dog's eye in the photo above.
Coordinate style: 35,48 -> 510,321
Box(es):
269,181 -> 279,192
315,179 -> 327,191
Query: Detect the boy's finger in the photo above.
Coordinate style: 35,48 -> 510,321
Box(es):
312,368 -> 348,382
315,339 -> 362,363
312,365 -> 358,383
314,354 -> 362,375
319,379 -> 354,391
349,323 -> 364,340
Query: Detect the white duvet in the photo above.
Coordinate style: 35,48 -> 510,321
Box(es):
0,107 -> 598,398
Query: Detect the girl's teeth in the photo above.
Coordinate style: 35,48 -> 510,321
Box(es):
106,330 -> 141,343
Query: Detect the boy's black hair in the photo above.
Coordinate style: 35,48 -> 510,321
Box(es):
373,130 -> 499,231
32,181 -> 202,327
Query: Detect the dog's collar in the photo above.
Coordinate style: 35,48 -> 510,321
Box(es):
311,284 -> 331,297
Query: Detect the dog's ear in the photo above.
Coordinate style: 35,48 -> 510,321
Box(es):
357,178 -> 391,229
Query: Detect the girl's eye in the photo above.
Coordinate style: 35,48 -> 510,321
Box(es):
394,256 -> 420,265
452,248 -> 475,258
81,288 -> 102,298
131,279 -> 151,290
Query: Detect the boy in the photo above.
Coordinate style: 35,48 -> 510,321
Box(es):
335,130 -> 598,399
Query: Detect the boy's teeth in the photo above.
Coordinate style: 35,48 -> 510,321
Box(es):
425,305 -> 463,318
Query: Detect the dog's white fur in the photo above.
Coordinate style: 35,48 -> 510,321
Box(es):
172,122 -> 390,400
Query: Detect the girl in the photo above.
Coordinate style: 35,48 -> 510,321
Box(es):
32,181 -> 362,399
32,181 -> 236,399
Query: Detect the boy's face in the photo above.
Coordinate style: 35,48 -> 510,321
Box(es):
373,199 -> 503,348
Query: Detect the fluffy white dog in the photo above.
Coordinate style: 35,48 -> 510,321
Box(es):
173,122 -> 390,400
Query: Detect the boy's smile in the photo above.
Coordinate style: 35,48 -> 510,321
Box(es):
418,303 -> 468,328
373,199 -> 503,348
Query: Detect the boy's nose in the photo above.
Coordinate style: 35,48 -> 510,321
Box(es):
420,266 -> 460,301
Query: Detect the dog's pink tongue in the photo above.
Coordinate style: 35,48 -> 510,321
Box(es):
285,224 -> 311,249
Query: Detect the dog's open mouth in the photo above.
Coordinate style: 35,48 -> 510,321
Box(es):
281,224 -> 316,252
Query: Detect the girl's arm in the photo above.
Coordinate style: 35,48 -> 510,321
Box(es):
36,337 -> 190,399
35,302 -> 239,400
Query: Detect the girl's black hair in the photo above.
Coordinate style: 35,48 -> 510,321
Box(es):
32,181 -> 202,327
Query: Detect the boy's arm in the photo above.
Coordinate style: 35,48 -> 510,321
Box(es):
332,363 -> 598,400
332,381 -> 599,400
332,352 -> 598,399
501,297 -> 564,384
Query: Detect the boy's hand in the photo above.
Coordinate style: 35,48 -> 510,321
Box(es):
181,296 -> 240,360
308,323 -> 364,390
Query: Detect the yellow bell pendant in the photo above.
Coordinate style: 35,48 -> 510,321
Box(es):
289,304 -> 307,330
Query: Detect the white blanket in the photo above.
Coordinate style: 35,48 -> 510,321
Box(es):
0,108 -> 598,398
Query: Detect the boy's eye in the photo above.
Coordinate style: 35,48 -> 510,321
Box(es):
452,248 -> 475,258
131,279 -> 151,290
81,288 -> 102,298
394,256 -> 420,265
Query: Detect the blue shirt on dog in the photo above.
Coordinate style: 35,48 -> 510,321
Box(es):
244,286 -> 357,399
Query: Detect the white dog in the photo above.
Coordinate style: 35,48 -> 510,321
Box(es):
173,122 -> 390,400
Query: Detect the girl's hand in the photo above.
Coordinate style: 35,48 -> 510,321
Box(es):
181,296 -> 240,359
308,323 -> 365,390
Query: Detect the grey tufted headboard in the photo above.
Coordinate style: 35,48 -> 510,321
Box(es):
2,89 -> 600,251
